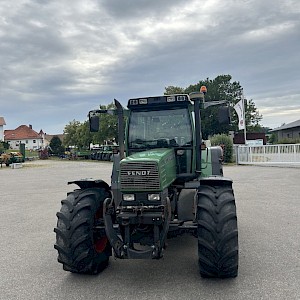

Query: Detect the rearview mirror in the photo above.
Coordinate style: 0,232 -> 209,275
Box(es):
218,106 -> 231,125
89,115 -> 100,132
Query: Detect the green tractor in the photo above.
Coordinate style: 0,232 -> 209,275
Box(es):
54,87 -> 238,278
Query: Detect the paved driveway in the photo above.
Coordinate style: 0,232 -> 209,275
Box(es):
0,161 -> 299,300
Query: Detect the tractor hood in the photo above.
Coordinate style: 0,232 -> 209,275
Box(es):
119,148 -> 176,192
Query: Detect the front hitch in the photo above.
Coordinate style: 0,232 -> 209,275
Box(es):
103,197 -> 171,259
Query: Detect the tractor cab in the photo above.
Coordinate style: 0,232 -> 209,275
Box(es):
126,95 -> 194,176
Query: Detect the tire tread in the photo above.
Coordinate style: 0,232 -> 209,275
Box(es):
197,185 -> 238,278
54,188 -> 111,274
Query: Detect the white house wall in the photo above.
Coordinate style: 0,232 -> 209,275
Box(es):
7,138 -> 43,150
0,125 -> 3,141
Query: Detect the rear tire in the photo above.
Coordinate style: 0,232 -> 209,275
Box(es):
54,188 -> 111,274
197,184 -> 238,278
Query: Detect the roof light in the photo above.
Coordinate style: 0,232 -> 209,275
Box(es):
130,99 -> 138,105
139,98 -> 148,104
177,95 -> 186,101
167,96 -> 175,102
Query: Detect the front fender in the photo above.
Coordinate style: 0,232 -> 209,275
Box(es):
200,176 -> 232,188
192,176 -> 233,218
68,179 -> 110,190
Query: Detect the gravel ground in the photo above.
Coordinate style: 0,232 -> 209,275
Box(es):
0,160 -> 299,300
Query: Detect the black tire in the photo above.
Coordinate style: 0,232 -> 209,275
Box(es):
54,188 -> 112,274
197,184 -> 238,278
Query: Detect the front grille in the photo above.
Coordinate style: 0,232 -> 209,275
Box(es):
120,162 -> 160,190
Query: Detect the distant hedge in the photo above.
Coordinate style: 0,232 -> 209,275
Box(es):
210,134 -> 233,163
278,138 -> 300,144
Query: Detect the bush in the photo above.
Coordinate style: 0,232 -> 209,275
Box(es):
210,134 -> 233,163
50,136 -> 65,156
0,141 -> 9,154
277,138 -> 300,144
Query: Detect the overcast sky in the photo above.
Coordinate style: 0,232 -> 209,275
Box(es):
1,0 -> 299,134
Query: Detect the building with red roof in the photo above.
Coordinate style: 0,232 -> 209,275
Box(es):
4,124 -> 44,150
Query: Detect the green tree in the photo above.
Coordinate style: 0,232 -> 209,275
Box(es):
49,136 -> 64,155
268,133 -> 278,144
76,121 -> 93,149
63,120 -> 93,149
63,120 -> 81,147
63,102 -> 118,149
244,99 -> 263,133
165,75 -> 263,138
92,102 -> 118,145
164,86 -> 184,94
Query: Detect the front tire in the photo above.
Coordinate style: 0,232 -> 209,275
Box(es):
54,188 -> 111,274
197,184 -> 238,278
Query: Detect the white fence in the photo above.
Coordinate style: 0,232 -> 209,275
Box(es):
235,144 -> 300,166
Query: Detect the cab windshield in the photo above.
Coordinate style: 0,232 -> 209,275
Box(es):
128,108 -> 192,149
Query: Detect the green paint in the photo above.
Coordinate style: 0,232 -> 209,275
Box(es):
120,148 -> 177,192
200,148 -> 213,177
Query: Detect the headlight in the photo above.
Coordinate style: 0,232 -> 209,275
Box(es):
123,194 -> 135,201
148,194 -> 160,201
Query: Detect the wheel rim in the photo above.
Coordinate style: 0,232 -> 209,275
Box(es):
94,237 -> 108,253
94,206 -> 108,253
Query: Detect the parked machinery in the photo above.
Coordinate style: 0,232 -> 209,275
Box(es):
54,87 -> 238,278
